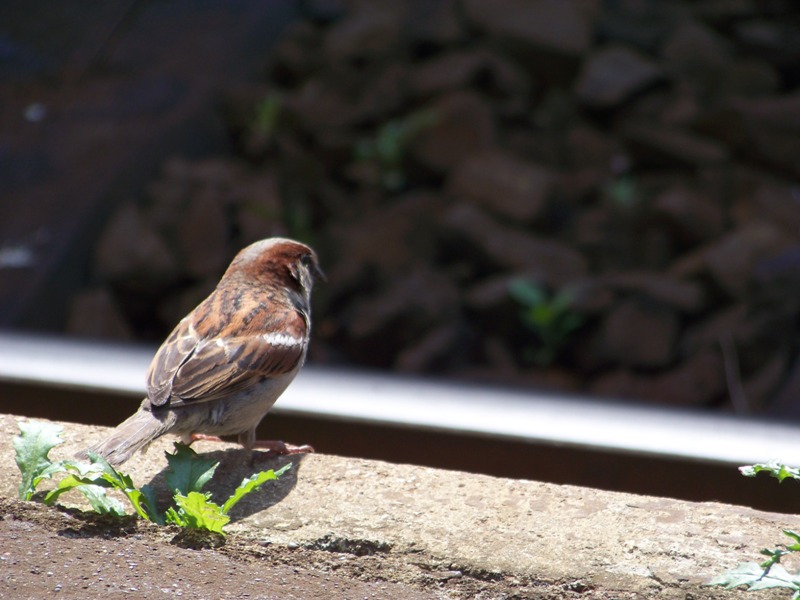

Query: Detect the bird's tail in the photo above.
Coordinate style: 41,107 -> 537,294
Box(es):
76,407 -> 176,467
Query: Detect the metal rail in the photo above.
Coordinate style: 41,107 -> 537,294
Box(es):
1,330 -> 798,466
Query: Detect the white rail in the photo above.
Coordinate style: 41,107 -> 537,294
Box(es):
1,331 -> 798,466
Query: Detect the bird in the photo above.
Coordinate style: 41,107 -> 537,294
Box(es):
79,237 -> 323,466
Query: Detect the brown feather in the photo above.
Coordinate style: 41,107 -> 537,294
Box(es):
80,237 -> 321,467
146,242 -> 312,409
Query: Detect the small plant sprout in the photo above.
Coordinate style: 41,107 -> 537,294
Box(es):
14,419 -> 289,535
709,461 -> 800,597
508,279 -> 584,367
604,153 -> 639,211
354,109 -> 437,191
14,419 -> 73,502
240,92 -> 284,156
603,173 -> 639,211
250,92 -> 283,139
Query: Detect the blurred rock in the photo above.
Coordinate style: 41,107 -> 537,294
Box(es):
682,303 -> 749,352
597,298 -> 679,368
566,278 -> 617,315
596,3 -> 677,52
73,0 -> 800,411
233,172 -> 286,245
769,356 -> 800,416
409,50 -> 530,103
345,268 -> 459,340
690,0 -> 758,22
284,76 -> 359,130
464,275 -> 518,312
176,193 -> 230,279
157,278 -> 217,330
753,246 -> 800,300
462,0 -> 593,57
300,0 -> 346,23
352,63 -> 409,122
653,184 -> 725,243
406,0 -> 465,46
410,51 -> 489,98
671,222 -> 792,297
328,191 -> 445,289
565,125 -> 619,167
444,204 -> 588,285
323,4 -> 404,62
599,270 -> 706,313
725,93 -> 800,177
463,274 -> 547,337
411,91 -> 496,172
724,58 -> 779,98
482,336 -> 520,376
660,20 -> 732,97
743,350 -> 790,411
656,86 -> 703,126
395,323 -> 462,372
95,203 -> 179,283
575,46 -> 663,109
267,21 -> 324,82
753,180 -> 800,237
733,18 -> 800,80
66,288 -> 133,340
446,151 -> 554,223
591,349 -> 724,406
623,123 -> 730,168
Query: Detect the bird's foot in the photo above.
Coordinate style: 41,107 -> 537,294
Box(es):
248,441 -> 314,467
186,433 -> 226,445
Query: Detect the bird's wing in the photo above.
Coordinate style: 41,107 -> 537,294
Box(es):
146,308 -> 307,408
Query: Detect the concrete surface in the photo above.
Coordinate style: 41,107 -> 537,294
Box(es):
2,413 -> 798,597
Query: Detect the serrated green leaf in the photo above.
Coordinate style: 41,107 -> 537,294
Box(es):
784,530 -> 800,551
164,443 -> 219,495
164,505 -> 186,526
709,562 -> 772,589
62,458 -> 105,477
173,492 -> 229,533
139,484 -> 164,525
508,279 -> 546,307
85,451 -> 154,521
710,562 -> 800,592
759,547 -> 789,569
749,564 -> 800,591
44,473 -> 111,505
14,420 -> 66,500
123,487 -> 157,522
740,461 -> 800,482
33,461 -> 73,490
77,485 -> 127,516
221,463 -> 291,515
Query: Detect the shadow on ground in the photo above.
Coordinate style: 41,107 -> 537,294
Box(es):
138,446 -> 306,523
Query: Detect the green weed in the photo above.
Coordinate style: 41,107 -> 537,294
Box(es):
709,461 -> 800,597
354,110 -> 437,191
508,279 -> 584,367
14,420 -> 289,535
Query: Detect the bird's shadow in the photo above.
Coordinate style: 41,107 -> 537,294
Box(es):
143,448 -> 306,524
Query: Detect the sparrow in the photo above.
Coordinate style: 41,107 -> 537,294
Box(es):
80,237 -> 324,466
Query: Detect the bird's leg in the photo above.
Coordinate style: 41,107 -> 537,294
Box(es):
185,433 -> 226,445
239,428 -> 314,456
247,440 -> 315,467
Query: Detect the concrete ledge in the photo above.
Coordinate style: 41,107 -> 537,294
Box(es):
1,413 -> 797,597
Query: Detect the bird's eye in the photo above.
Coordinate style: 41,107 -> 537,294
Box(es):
300,254 -> 312,267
